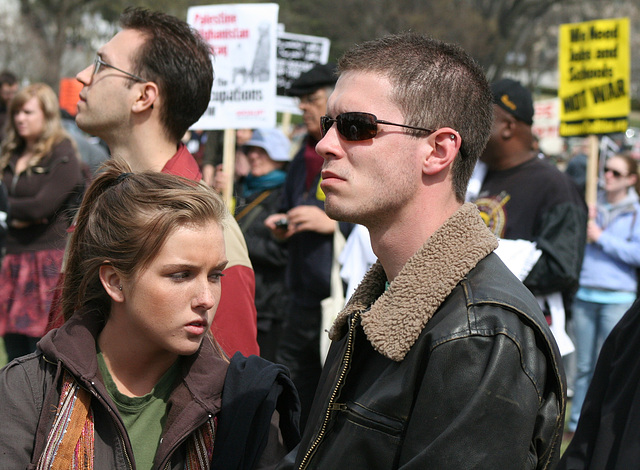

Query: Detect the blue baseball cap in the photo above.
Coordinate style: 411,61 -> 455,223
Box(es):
243,129 -> 291,162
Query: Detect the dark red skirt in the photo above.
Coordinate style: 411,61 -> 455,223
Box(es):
0,249 -> 64,337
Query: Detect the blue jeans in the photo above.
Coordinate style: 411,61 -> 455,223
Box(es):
568,298 -> 632,431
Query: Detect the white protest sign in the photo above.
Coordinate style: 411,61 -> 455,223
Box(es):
188,4 -> 279,129
533,98 -> 563,156
276,32 -> 331,114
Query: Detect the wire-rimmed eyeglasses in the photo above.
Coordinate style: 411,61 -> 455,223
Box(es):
93,56 -> 147,83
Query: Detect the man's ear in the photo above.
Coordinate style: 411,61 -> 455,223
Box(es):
132,82 -> 159,113
423,128 -> 460,176
99,263 -> 125,303
499,115 -> 516,140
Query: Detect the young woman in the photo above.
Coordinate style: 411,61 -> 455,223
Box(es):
0,83 -> 84,360
568,152 -> 640,435
0,159 -> 299,469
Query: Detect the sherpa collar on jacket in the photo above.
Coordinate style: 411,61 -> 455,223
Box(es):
329,203 -> 498,362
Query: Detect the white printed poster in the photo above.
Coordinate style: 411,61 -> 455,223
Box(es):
187,4 -> 279,129
533,98 -> 563,156
276,32 -> 331,114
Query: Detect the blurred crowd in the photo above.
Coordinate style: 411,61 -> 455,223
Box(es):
2,63 -> 640,421
0,12 -> 639,468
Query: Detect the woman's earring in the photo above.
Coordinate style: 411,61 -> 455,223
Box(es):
118,285 -> 123,291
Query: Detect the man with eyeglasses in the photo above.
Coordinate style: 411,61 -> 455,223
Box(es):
265,63 -> 352,430
278,34 -> 565,469
52,7 -> 260,358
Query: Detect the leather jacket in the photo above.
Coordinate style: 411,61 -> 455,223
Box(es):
281,203 -> 565,470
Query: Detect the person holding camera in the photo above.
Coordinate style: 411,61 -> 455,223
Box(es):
235,128 -> 291,362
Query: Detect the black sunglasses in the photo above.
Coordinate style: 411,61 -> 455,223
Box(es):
604,167 -> 627,178
320,112 -> 433,141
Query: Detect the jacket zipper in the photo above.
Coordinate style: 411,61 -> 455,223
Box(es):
157,413 -> 213,470
87,386 -> 134,470
44,360 -> 134,469
298,311 -> 361,470
114,417 -> 134,470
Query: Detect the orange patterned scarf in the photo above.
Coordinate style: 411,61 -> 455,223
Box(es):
36,371 -> 215,469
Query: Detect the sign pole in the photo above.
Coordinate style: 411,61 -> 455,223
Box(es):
222,128 -> 236,210
585,134 -> 600,212
281,112 -> 292,137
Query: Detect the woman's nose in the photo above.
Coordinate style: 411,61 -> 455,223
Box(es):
193,282 -> 216,311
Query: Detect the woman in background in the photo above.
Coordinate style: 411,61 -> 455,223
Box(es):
235,128 -> 290,361
0,159 -> 299,469
567,152 -> 640,436
0,83 -> 83,360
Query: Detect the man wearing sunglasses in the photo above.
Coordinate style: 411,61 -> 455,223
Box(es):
50,7 -> 260,358
279,34 -> 565,469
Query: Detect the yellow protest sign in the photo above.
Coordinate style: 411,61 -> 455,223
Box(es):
558,18 -> 630,136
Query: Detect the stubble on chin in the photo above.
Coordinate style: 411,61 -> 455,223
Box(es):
323,197 -> 345,223
75,113 -> 105,140
324,196 -> 361,226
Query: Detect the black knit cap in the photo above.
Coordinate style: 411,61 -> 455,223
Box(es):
287,63 -> 337,97
491,78 -> 534,125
